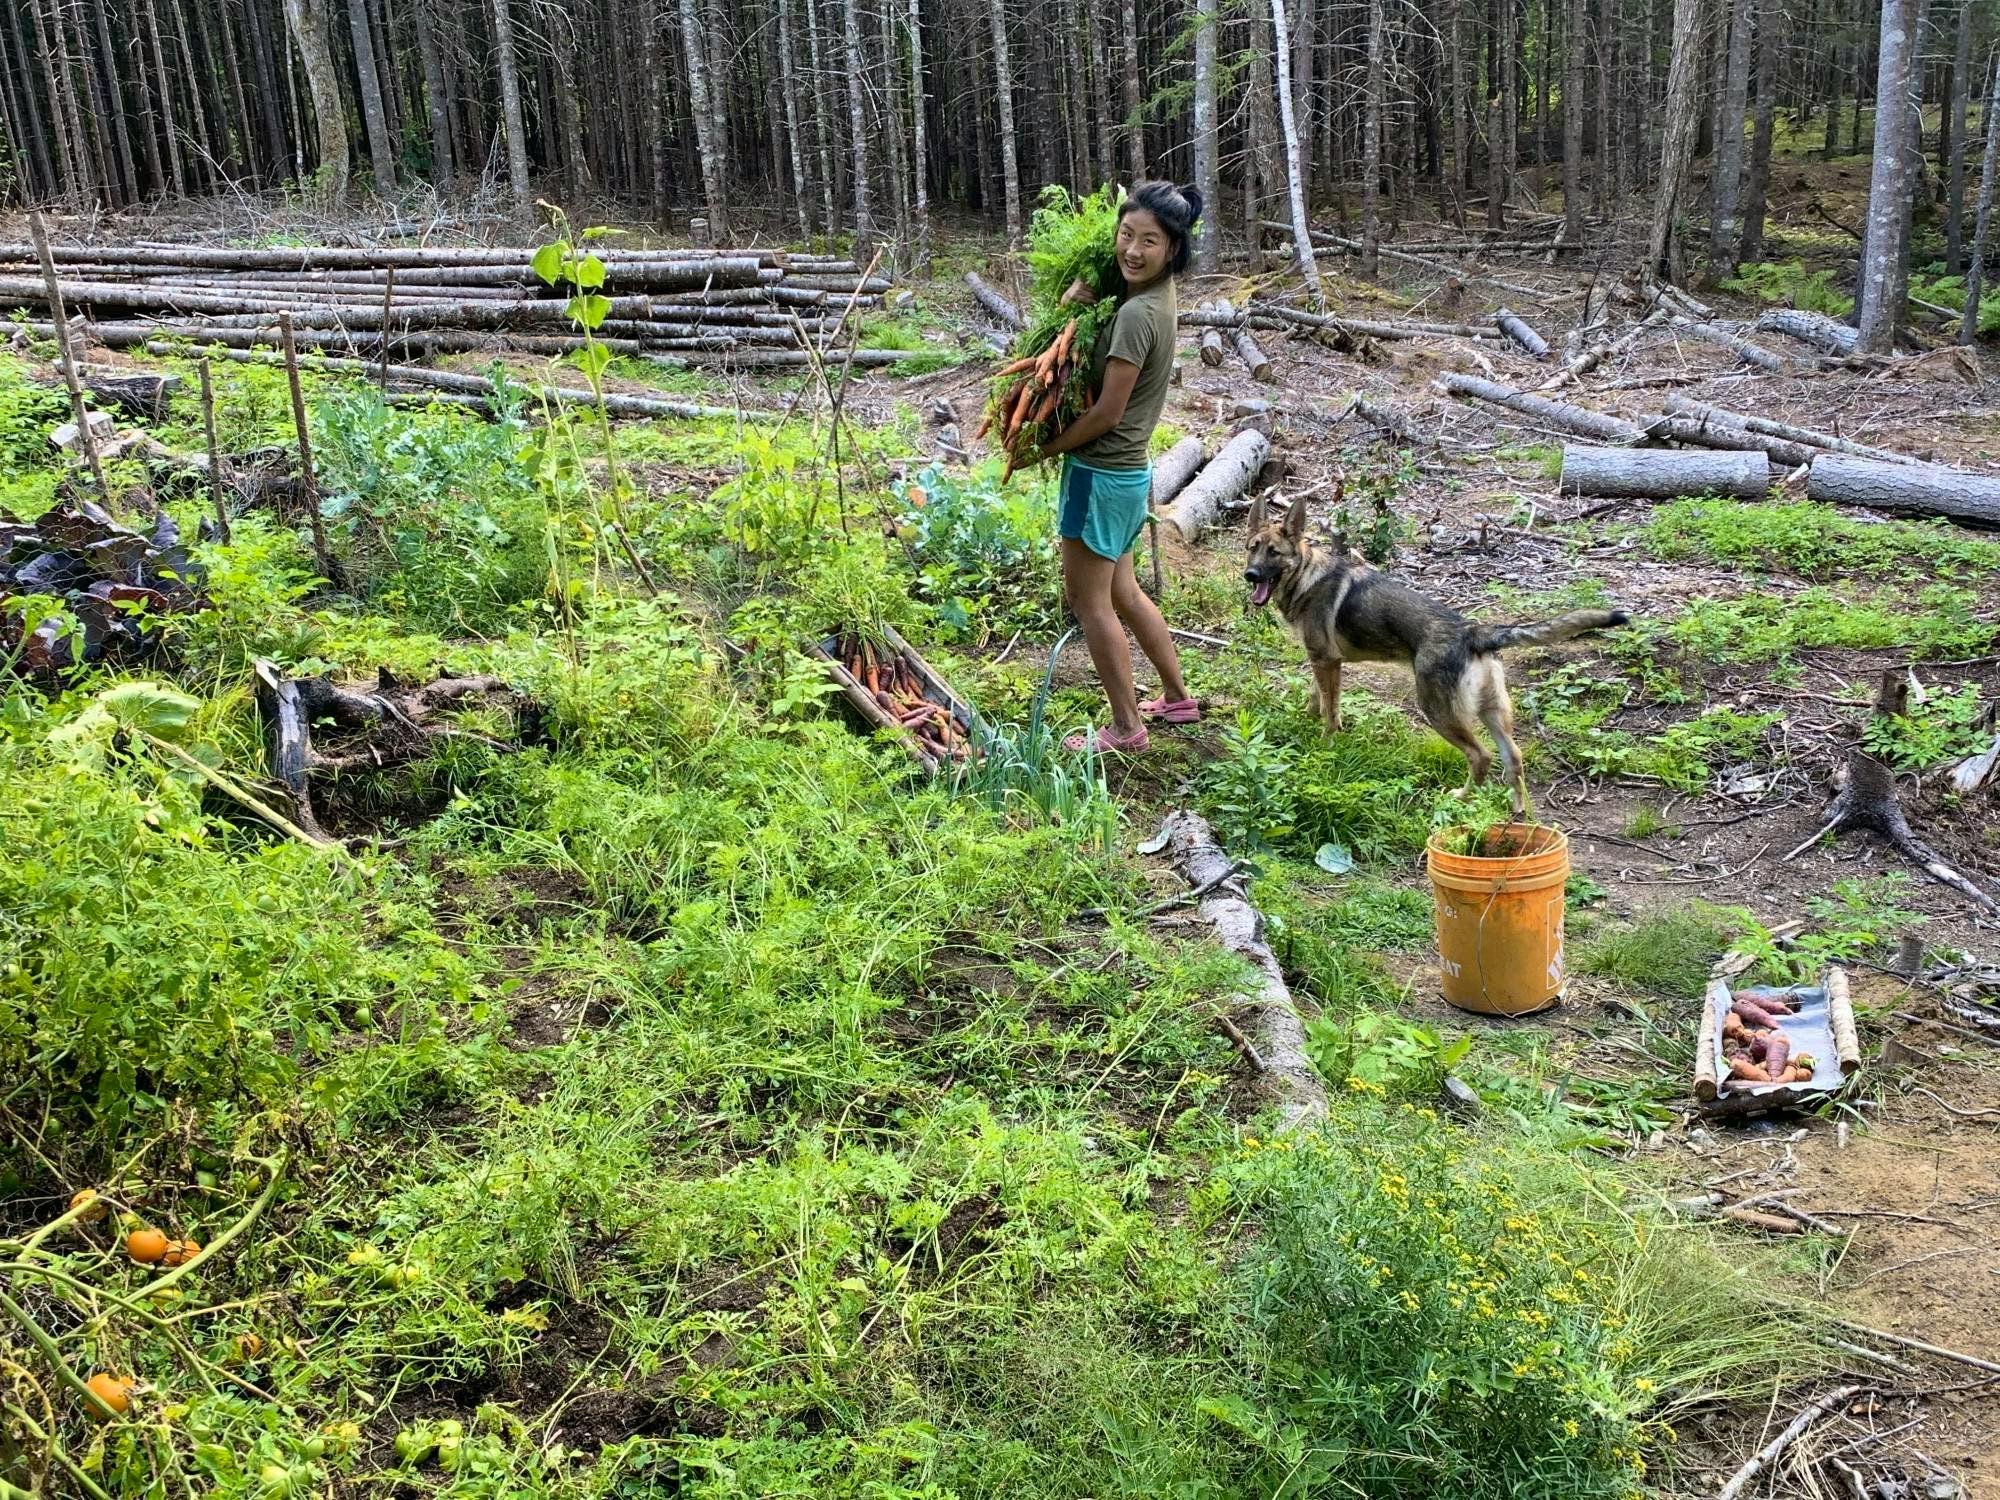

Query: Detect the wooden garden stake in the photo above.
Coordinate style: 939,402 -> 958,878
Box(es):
279,312 -> 337,583
28,209 -> 111,502
198,358 -> 230,543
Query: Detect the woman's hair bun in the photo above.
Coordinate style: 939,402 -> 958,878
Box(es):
1177,184 -> 1204,226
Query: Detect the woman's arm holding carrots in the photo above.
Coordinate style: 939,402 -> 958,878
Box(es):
1041,357 -> 1140,457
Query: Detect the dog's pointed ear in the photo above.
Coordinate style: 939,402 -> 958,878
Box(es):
1283,489 -> 1309,539
1247,491 -> 1267,535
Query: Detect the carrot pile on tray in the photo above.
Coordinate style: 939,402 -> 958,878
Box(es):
1721,987 -> 1819,1085
973,317 -> 1092,484
838,636 -> 971,764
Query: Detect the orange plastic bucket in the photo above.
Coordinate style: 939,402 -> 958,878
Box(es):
1425,824 -> 1570,1016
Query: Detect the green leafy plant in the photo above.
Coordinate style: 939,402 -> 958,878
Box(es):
1305,1010 -> 1472,1095
894,462 -> 1062,639
1720,259 -> 1854,316
1335,444 -> 1419,563
1860,683 -> 1989,769
1204,710 -> 1299,851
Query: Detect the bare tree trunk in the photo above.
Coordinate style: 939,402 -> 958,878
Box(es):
1245,0 -> 1282,242
1948,0 -> 1973,270
27,0 -> 80,202
804,0 -> 837,233
1268,0 -> 1325,301
775,0 -> 811,235
345,0 -> 397,191
907,0 -> 931,262
413,2 -> 455,184
1962,49 -> 2000,343
1823,0 -> 1846,159
677,0 -> 731,235
489,0 -> 533,206
1646,0 -> 1703,277
1487,94 -> 1507,229
1121,0 -> 1145,177
1739,0 -> 1781,264
6,4 -> 57,198
279,0 -> 347,201
1361,0 -> 1386,268
1596,0 -> 1616,219
1708,0 -> 1752,275
1564,0 -> 1587,239
1450,0 -> 1470,196
883,0 -> 913,254
1292,0 -> 1315,194
1192,0 -> 1219,266
841,0 -> 876,246
89,0 -> 137,200
986,0 -> 1021,242
1856,0 -> 1917,352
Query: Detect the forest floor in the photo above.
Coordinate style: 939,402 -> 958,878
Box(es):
3,146 -> 1999,1499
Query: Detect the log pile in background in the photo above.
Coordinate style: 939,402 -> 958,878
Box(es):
0,241 -> 906,374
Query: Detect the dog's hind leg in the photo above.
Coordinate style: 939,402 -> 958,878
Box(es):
1310,658 -> 1344,734
1480,694 -> 1531,822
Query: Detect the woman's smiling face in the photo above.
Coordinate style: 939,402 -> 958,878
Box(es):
1116,208 -> 1172,287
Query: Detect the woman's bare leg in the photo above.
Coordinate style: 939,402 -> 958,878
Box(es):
1062,536 -> 1145,737
1110,551 -> 1189,703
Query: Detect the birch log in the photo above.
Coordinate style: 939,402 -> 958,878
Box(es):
1806,454 -> 2000,526
1160,428 -> 1270,540
1493,306 -> 1550,357
1560,446 -> 1770,498
1163,810 -> 1326,1131
1150,436 -> 1208,506
1668,315 -> 1786,370
1662,395 -> 1914,464
1198,300 -> 1227,365
965,271 -> 1023,329
1755,308 -> 1861,355
1434,372 -> 1646,443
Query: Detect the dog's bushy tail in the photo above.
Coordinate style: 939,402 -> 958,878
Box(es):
1470,608 -> 1630,653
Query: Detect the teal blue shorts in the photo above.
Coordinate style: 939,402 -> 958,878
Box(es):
1058,456 -> 1153,562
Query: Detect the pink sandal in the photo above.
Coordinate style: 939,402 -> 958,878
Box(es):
1139,696 -> 1201,725
1064,725 -> 1150,754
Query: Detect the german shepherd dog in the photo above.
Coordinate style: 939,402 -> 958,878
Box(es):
1243,489 -> 1629,817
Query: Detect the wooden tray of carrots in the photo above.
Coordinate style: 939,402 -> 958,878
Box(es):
1694,967 -> 1861,1116
810,624 -> 979,773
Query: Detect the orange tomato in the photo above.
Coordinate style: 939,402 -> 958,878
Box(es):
125,1228 -> 170,1264
69,1188 -> 109,1223
160,1237 -> 200,1268
84,1373 -> 135,1419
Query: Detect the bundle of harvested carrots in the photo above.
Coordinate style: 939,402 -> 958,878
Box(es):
1721,987 -> 1820,1086
974,316 -> 1094,482
838,635 -> 973,766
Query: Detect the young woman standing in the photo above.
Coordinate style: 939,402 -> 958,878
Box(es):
1041,181 -> 1205,755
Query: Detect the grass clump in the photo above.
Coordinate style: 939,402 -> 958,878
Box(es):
1218,1099 -> 1818,1497
1645,498 -> 2000,582
1666,586 -> 1993,663
1577,902 -> 1748,995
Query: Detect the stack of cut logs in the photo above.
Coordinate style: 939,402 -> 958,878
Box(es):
0,241 -> 903,371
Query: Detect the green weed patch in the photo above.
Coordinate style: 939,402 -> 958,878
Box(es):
1645,498 -> 2000,582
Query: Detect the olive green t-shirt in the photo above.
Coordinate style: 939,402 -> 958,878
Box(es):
1076,276 -> 1178,471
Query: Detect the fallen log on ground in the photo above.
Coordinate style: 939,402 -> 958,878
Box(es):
0,276 -> 660,329
1668,315 -> 1787,371
1493,306 -> 1550,358
1714,1387 -> 1866,1500
81,371 -> 180,422
253,660 -> 516,843
1233,327 -> 1274,382
1560,446 -> 1770,498
965,272 -> 1023,329
1805,453 -> 2000,526
1344,392 -> 1422,443
1662,395 -> 1915,464
1159,428 -> 1270,540
1433,372 -> 1645,443
1185,304 -> 1499,341
171,344 -> 777,423
1150,436 -> 1208,506
1536,307 -> 1672,392
0,242 -> 776,279
1782,668 -> 1998,911
1196,301 -> 1227,366
1267,221 -> 1549,298
1162,810 -> 1325,1132
1755,308 -> 1860,356
1641,414 -> 1817,469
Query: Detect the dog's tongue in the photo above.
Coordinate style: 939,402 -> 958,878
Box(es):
1249,579 -> 1272,607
